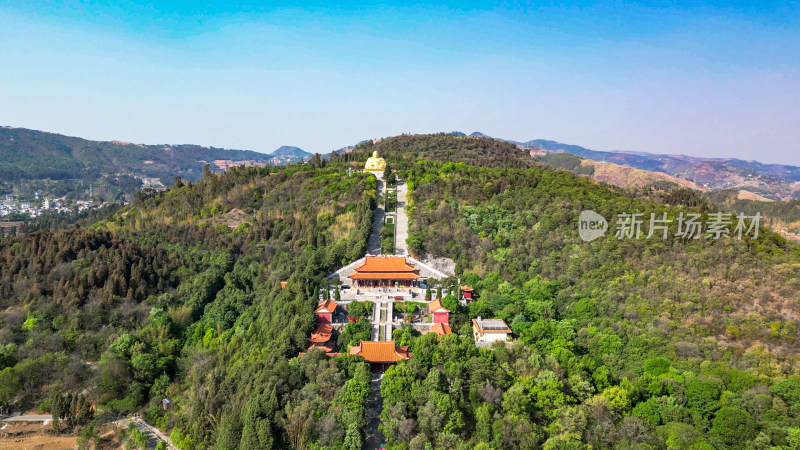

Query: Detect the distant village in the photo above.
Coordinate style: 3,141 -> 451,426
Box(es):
0,192 -> 103,221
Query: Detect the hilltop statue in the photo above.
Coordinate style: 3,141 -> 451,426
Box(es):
364,151 -> 387,172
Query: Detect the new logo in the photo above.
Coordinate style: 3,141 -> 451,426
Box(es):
578,210 -> 608,242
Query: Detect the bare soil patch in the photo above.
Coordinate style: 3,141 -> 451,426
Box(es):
0,423 -> 76,450
209,208 -> 249,229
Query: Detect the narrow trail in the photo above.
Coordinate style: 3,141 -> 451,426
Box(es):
115,418 -> 174,449
363,371 -> 386,450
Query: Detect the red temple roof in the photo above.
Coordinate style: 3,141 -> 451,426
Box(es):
349,341 -> 411,363
309,323 -> 333,343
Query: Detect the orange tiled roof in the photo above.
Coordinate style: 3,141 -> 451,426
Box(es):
460,285 -> 473,291
353,256 -> 416,273
429,298 -> 449,313
315,299 -> 338,313
350,272 -> 420,280
349,341 -> 411,363
431,323 -> 452,336
310,323 -> 333,343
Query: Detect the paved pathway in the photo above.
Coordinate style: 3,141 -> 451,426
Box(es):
363,371 -> 386,450
0,414 -> 50,422
394,181 -> 409,256
371,297 -> 395,341
367,176 -> 385,255
371,301 -> 382,340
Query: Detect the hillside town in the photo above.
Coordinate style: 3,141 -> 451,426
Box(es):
0,193 -> 87,219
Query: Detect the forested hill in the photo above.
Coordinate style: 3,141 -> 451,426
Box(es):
336,133 -> 537,169
0,162 -> 377,448
0,126 -> 273,183
2,134 -> 800,448
347,134 -> 800,448
390,155 -> 800,448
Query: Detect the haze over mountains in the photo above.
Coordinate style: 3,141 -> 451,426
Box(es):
3,125 -> 800,202
271,145 -> 312,159
0,126 -> 310,184
455,131 -> 800,201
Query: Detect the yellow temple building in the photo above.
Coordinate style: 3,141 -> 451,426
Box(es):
364,151 -> 387,173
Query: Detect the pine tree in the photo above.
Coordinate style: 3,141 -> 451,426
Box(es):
50,393 -> 62,433
77,394 -> 93,425
383,162 -> 391,180
344,422 -> 362,450
66,393 -> 76,431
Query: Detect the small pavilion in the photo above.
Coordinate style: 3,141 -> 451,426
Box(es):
349,256 -> 421,288
307,323 -> 335,353
299,322 -> 342,357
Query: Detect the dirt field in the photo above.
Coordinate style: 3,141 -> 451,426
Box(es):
0,434 -> 77,449
0,421 -> 125,450
0,423 -> 76,449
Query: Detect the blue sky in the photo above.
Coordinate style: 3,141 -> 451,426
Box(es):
1,1 -> 798,164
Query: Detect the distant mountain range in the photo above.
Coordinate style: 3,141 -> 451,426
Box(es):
0,127 -> 313,182
460,131 -> 800,200
0,127 -> 314,201
272,145 -> 312,158
4,125 -> 799,202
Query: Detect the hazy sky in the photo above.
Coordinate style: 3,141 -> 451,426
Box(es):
1,1 -> 799,164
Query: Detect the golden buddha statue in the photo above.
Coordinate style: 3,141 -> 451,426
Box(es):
364,151 -> 387,172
